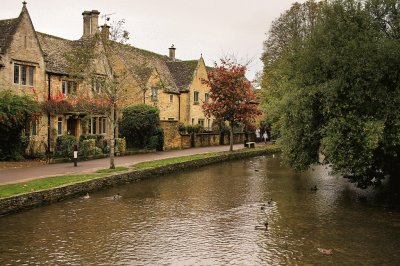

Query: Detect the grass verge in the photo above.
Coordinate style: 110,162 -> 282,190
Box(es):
0,144 -> 279,199
95,166 -> 129,173
133,144 -> 279,169
0,173 -> 107,198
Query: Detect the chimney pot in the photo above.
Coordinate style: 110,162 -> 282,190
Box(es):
169,44 -> 176,61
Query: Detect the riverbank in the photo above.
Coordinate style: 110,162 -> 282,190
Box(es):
0,145 -> 280,216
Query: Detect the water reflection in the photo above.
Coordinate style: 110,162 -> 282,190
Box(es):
0,155 -> 399,265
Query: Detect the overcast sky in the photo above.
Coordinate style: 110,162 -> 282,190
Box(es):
1,0 -> 304,80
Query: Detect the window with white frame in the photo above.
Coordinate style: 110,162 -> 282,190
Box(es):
88,117 -> 97,134
205,93 -> 209,103
198,119 -> 205,127
99,117 -> 107,134
57,117 -> 63,135
14,63 -> 35,86
194,91 -> 199,104
62,80 -> 77,96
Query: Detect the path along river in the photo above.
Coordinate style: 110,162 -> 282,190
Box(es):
0,154 -> 399,265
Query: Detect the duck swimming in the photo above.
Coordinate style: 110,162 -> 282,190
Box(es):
113,193 -> 122,200
83,193 -> 90,199
255,221 -> 268,231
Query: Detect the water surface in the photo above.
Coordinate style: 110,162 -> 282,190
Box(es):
0,155 -> 399,265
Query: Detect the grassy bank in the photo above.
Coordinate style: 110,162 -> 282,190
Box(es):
0,145 -> 279,199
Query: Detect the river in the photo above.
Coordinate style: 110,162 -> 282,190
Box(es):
0,154 -> 399,265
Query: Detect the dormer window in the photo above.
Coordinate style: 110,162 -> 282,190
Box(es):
14,63 -> 35,86
92,77 -> 104,93
62,80 -> 77,96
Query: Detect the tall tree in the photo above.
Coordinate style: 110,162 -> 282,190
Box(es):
66,20 -> 130,169
203,59 -> 261,151
262,0 -> 400,189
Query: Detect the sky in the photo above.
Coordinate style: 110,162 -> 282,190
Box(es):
1,0 -> 304,81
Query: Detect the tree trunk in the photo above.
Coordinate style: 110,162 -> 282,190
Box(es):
229,121 -> 234,152
109,103 -> 115,169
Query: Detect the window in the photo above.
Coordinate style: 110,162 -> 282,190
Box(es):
14,64 -> 35,86
192,118 -> 195,124
194,91 -> 199,104
57,117 -> 63,135
169,95 -> 173,103
88,117 -> 98,134
151,87 -> 158,101
205,93 -> 209,103
99,117 -> 107,134
168,117 -> 175,121
31,120 -> 37,136
62,81 -> 77,96
198,119 -> 205,127
92,77 -> 104,93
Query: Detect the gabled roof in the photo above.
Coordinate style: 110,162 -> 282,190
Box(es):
0,17 -> 20,54
113,43 -> 180,93
36,32 -> 76,75
165,60 -> 199,92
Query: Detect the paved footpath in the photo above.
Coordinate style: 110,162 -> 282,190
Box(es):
0,144 -> 262,185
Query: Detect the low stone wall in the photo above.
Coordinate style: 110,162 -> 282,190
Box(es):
0,147 -> 279,216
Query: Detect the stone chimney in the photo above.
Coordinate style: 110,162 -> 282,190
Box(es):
101,24 -> 110,40
82,10 -> 100,37
169,44 -> 176,61
90,10 -> 100,35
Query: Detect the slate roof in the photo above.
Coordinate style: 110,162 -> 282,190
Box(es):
36,32 -> 77,75
165,60 -> 199,92
112,43 -> 180,93
0,18 -> 20,54
0,7 -> 203,93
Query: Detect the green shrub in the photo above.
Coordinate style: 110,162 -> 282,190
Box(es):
55,135 -> 77,158
115,138 -> 126,154
79,134 -> 105,150
80,139 -> 97,157
0,90 -> 40,160
120,104 -> 160,149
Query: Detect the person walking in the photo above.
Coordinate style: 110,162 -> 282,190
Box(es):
262,131 -> 268,144
255,128 -> 261,143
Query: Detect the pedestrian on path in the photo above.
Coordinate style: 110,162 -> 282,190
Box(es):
263,131 -> 268,144
255,128 -> 261,143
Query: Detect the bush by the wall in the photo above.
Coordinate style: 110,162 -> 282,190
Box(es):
115,138 -> 126,154
55,135 -> 77,158
0,90 -> 40,160
120,104 -> 160,149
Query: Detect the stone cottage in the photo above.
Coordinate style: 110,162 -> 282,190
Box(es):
0,2 -> 214,153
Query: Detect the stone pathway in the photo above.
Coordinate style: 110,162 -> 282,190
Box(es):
0,144 -> 265,185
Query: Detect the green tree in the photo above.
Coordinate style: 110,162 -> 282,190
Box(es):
262,0 -> 400,189
119,104 -> 160,149
0,90 -> 40,160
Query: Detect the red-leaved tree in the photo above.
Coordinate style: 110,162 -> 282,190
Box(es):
203,59 -> 261,151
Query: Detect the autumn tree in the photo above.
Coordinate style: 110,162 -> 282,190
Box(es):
203,59 -> 261,151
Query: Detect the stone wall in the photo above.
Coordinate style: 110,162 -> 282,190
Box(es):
0,147 -> 280,216
160,120 -> 181,150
